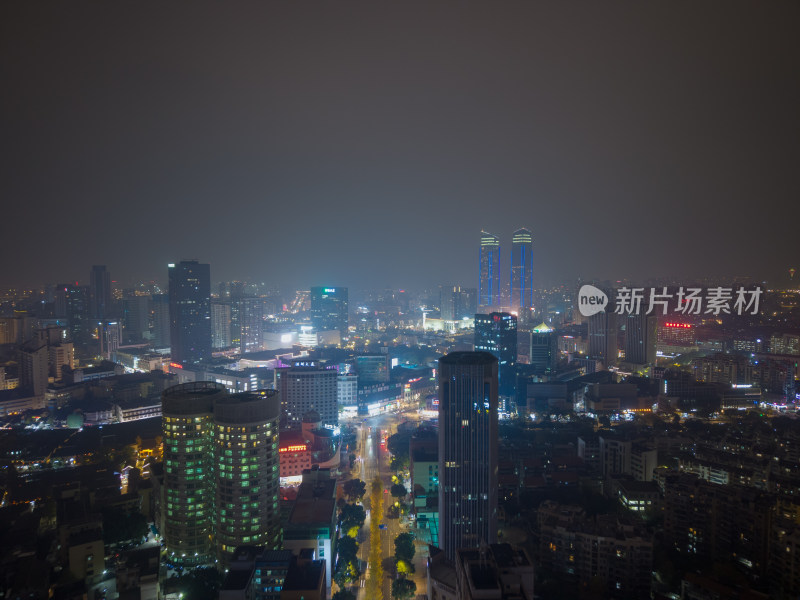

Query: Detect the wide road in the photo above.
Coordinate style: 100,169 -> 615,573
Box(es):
355,411 -> 405,600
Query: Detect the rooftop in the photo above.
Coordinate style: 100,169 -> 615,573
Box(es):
283,556 -> 325,591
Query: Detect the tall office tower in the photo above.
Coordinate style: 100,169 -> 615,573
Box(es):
588,311 -> 618,368
438,352 -> 499,560
168,261 -> 211,365
624,313 -> 658,365
478,231 -> 501,307
162,382 -> 282,567
529,322 -> 557,374
89,265 -> 112,320
276,359 -> 338,430
510,228 -> 533,310
55,284 -> 90,348
211,302 -> 233,349
474,312 -> 518,405
238,297 -> 265,354
122,293 -> 151,342
152,294 -> 171,349
310,287 -> 348,336
162,382 -> 225,566
213,390 -> 282,561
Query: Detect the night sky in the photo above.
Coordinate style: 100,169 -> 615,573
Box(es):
1,3 -> 798,290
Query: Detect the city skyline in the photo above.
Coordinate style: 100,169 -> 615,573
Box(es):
2,4 -> 800,599
1,4 -> 798,290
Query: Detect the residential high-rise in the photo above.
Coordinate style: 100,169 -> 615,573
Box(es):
213,390 -> 282,560
478,231 -> 500,308
309,287 -> 348,336
510,228 -> 533,310
624,313 -> 658,365
276,359 -> 338,430
89,265 -> 112,320
438,352 -> 499,561
474,312 -> 517,404
238,297 -> 265,354
168,261 -> 211,365
161,382 -> 281,567
211,301 -> 233,349
162,381 -> 226,566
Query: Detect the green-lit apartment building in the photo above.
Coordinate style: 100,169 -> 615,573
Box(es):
162,382 -> 281,567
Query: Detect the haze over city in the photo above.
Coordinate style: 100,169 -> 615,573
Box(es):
2,2 -> 799,289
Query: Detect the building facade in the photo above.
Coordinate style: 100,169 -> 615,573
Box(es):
161,382 -> 282,566
276,360 -> 338,429
309,287 -> 348,336
168,261 -> 211,365
438,352 -> 499,560
478,231 -> 501,308
474,313 -> 517,405
510,228 -> 533,310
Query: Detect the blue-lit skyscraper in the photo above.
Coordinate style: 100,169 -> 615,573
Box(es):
510,228 -> 533,310
478,231 -> 500,307
168,260 -> 211,365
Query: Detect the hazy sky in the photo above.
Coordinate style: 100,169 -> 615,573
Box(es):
1,2 -> 798,290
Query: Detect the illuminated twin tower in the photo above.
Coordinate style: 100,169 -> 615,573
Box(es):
478,228 -> 533,309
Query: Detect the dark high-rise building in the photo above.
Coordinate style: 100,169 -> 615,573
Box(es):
529,322 -> 557,374
152,294 -> 170,349
478,231 -> 500,307
168,261 -> 211,365
89,265 -> 112,320
438,352 -> 499,560
588,311 -> 618,368
474,312 -> 518,404
310,286 -> 348,336
510,228 -> 533,310
55,283 -> 90,347
122,293 -> 150,342
624,313 -> 658,365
